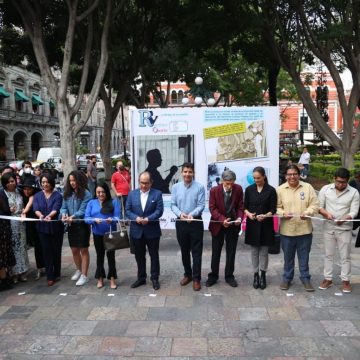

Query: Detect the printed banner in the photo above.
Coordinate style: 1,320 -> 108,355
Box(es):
130,106 -> 279,229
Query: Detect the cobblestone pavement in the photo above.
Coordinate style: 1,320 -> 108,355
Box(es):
1,222 -> 360,359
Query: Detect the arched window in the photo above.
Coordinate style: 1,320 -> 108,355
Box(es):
178,90 -> 184,104
171,90 -> 177,104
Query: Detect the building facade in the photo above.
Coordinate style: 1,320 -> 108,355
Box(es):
0,65 -> 129,161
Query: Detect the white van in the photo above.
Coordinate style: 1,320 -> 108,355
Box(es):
36,147 -> 61,162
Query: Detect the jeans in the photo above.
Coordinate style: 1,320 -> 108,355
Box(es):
281,233 -> 312,283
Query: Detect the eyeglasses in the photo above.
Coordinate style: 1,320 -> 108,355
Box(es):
335,179 -> 347,184
286,173 -> 299,177
140,181 -> 150,185
96,191 -> 106,194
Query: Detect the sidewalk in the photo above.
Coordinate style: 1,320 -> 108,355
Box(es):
1,221 -> 360,359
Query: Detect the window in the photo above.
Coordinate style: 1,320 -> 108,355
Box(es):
171,90 -> 177,104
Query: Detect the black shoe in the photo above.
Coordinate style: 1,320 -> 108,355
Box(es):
260,270 -> 267,290
253,272 -> 260,289
152,279 -> 160,290
226,278 -> 238,287
205,278 -> 217,287
131,279 -> 146,288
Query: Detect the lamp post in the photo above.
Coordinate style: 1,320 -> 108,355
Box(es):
182,75 -> 215,107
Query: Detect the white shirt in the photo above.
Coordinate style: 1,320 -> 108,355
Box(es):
299,152 -> 310,165
140,190 -> 149,211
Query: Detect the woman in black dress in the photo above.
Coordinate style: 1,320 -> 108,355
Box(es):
244,166 -> 277,289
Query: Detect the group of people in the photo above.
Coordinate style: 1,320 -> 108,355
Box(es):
0,157 -> 359,295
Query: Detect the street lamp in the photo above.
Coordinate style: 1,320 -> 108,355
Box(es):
183,75 -> 215,107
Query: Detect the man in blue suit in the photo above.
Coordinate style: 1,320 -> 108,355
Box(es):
125,171 -> 164,290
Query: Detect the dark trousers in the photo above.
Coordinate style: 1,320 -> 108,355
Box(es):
39,232 -> 63,281
208,227 -> 239,281
176,220 -> 204,281
133,235 -> 160,281
281,233 -> 312,283
26,222 -> 44,269
93,234 -> 117,279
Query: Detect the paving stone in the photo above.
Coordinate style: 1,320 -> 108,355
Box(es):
0,335 -> 34,354
191,320 -> 226,337
223,321 -> 259,338
53,295 -> 87,306
107,295 -> 140,307
171,337 -> 207,357
147,306 -> 207,321
255,320 -> 293,337
320,320 -> 360,336
0,319 -> 34,335
279,337 -> 320,356
56,306 -> 92,320
288,320 -> 328,337
115,306 -> 149,320
243,336 -> 283,357
137,295 -> 166,307
222,294 -> 252,308
61,335 -> 103,355
0,306 -> 38,319
164,295 -> 194,308
125,320 -> 160,337
80,295 -> 111,307
158,321 -> 191,337
91,320 -> 129,336
238,307 -> 270,321
25,335 -> 70,355
0,294 -> 33,306
296,306 -> 333,320
29,319 -> 69,335
97,337 -> 136,356
208,305 -> 239,320
0,307 -> 10,317
59,320 -> 98,335
134,337 -> 172,357
87,307 -> 119,320
208,337 -> 245,357
267,307 -> 301,320
28,306 -> 64,321
327,306 -> 360,320
26,295 -> 59,307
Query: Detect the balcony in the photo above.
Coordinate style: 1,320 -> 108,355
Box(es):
0,108 -> 59,125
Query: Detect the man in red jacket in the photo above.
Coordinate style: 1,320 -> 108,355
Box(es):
111,160 -> 131,207
206,170 -> 244,287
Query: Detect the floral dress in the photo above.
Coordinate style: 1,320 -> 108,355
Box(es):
5,189 -> 29,275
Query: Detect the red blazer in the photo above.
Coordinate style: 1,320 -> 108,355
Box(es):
208,184 -> 244,236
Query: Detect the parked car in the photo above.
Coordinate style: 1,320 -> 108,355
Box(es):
76,153 -> 104,172
111,151 -> 131,159
38,161 -> 59,178
48,157 -> 63,176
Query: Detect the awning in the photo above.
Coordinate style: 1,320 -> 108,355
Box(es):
15,90 -> 29,102
32,94 -> 44,105
49,99 -> 56,108
0,86 -> 10,98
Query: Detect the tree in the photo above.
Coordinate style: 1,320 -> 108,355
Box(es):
256,0 -> 360,168
5,0 -> 114,175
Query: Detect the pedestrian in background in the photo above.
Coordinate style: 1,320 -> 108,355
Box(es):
111,159 -> 131,207
85,181 -> 120,289
61,170 -> 92,286
244,166 -> 277,289
86,155 -> 97,197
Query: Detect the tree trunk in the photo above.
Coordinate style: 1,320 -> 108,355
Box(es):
268,64 -> 280,106
341,149 -> 354,169
101,113 -> 113,182
57,100 -> 76,176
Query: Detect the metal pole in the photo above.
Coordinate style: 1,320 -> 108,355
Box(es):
120,105 -> 127,161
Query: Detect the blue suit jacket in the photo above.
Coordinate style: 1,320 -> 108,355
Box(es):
125,188 -> 164,239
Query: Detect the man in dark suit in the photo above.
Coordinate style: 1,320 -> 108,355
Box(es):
125,171 -> 164,290
206,170 -> 244,287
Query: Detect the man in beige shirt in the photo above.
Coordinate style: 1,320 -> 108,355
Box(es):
277,164 -> 319,291
318,168 -> 359,293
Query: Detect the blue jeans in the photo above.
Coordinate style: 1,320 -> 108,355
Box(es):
281,233 -> 312,283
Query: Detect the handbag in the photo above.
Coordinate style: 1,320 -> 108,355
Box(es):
268,216 -> 281,255
104,221 -> 130,251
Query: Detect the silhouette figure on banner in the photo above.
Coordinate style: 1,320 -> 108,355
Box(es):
145,149 -> 178,194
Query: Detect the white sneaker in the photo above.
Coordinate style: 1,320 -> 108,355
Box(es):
71,270 -> 82,281
76,274 -> 89,286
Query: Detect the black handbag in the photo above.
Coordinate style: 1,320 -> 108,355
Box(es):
104,222 -> 130,251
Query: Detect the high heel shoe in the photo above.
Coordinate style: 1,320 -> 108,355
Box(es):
97,279 -> 104,289
260,270 -> 267,290
253,272 -> 260,289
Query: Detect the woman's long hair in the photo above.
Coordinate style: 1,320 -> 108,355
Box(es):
96,181 -> 114,214
63,170 -> 87,200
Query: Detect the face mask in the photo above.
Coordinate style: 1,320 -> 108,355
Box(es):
24,168 -> 32,174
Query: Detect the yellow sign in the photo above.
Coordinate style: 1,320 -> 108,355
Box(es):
203,122 -> 247,139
